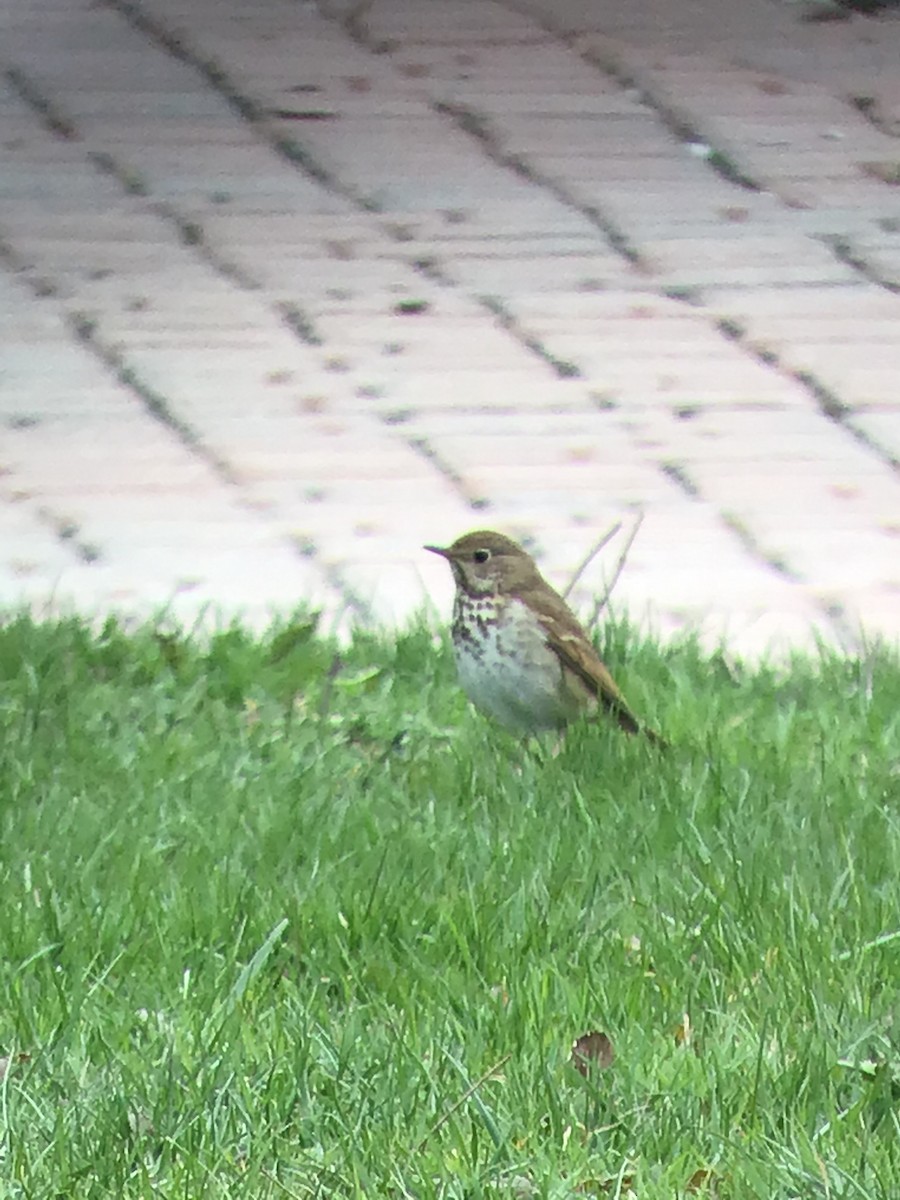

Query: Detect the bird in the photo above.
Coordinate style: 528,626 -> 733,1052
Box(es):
425,530 -> 664,744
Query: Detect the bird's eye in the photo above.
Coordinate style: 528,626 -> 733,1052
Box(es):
473,548 -> 491,564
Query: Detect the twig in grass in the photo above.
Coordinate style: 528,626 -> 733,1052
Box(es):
416,1053 -> 511,1152
561,520 -> 623,600
586,511 -> 644,632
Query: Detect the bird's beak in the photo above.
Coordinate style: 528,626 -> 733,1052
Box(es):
424,544 -> 450,559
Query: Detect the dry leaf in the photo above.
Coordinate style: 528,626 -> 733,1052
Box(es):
686,1168 -> 720,1194
489,982 -> 509,1006
576,1176 -> 635,1194
674,1012 -> 692,1047
571,1030 -> 615,1075
0,1052 -> 30,1082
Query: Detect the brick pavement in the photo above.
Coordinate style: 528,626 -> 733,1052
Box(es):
1,0 -> 898,654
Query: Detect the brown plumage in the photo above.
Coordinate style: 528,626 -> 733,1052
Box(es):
426,530 -> 665,744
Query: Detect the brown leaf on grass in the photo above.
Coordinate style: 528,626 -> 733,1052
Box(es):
571,1030 -> 615,1075
675,1012 -> 704,1055
674,1012 -> 692,1047
686,1168 -> 722,1194
0,1052 -> 31,1081
576,1176 -> 635,1194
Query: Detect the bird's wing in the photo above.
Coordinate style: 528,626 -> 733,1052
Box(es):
534,596 -> 641,735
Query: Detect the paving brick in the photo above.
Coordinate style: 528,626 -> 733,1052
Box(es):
853,412 -> 900,463
354,369 -> 581,412
705,284 -> 900,325
0,0 -> 898,649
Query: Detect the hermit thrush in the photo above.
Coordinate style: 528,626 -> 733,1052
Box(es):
426,530 -> 663,744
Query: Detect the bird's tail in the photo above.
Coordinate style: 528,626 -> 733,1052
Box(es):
614,703 -> 668,749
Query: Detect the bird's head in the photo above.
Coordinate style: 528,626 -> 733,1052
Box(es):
425,530 -> 540,597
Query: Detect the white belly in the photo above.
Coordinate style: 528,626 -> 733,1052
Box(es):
454,600 -> 575,733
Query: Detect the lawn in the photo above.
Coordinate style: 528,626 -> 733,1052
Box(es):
0,613 -> 897,1198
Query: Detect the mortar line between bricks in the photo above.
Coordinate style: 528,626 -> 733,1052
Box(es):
659,459 -> 860,652
319,0 -> 900,319
852,94 -> 900,140
100,0 -> 648,374
0,245 -> 126,567
14,3 -> 553,386
4,65 -> 77,139
824,234 -> 900,296
407,437 -> 490,513
0,108 -> 236,495
431,99 -> 643,266
496,0 -> 765,196
17,0 -> 893,639
2,63 -> 393,621
3,60 -> 488,529
3,11 -> 894,644
68,313 -> 243,487
53,0 -> 615,517
316,0 -> 645,265
99,0 -> 378,212
2,65 -> 326,348
3,72 -> 507,543
108,1 -> 900,541
99,0 -> 640,385
0,443 -> 102,569
714,316 -> 900,477
302,3 -> 900,497
660,459 -> 800,584
557,36 -> 763,194
477,293 -> 582,379
1,72 -> 434,628
405,253 -> 585,389
497,0 -> 900,296
0,234 -> 380,623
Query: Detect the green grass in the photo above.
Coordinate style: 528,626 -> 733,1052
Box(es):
0,613 -> 898,1198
